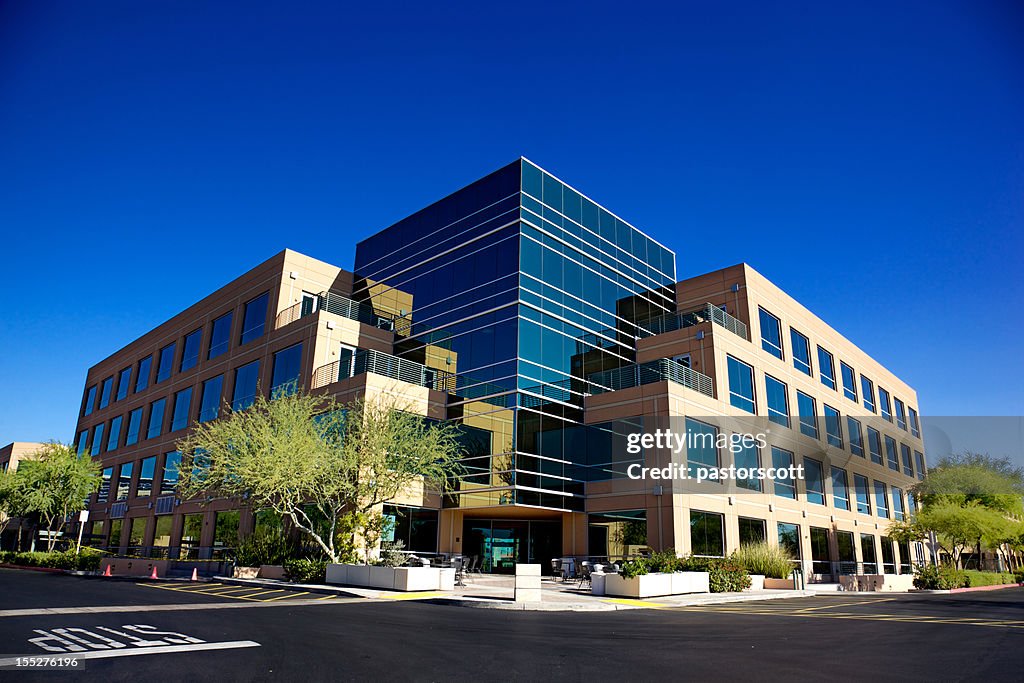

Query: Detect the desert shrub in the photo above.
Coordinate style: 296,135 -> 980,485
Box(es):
0,550 -> 99,571
646,549 -> 682,573
377,540 -> 407,568
283,557 -> 327,583
1014,569 -> 1024,584
619,557 -> 650,579
962,570 -> 1016,587
913,564 -> 968,590
234,531 -> 296,567
680,556 -> 752,593
731,542 -> 794,579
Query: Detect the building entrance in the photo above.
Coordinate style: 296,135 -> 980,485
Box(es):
461,519 -> 561,574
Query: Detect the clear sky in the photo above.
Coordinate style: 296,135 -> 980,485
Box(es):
1,1 -> 1022,443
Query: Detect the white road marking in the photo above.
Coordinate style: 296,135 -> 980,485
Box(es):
0,640 -> 260,665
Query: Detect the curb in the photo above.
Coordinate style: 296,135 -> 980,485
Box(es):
913,583 -> 1024,595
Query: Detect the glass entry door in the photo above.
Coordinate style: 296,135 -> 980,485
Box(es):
462,520 -> 561,574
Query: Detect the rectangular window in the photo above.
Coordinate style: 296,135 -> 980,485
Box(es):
171,387 -> 193,432
240,292 -> 270,345
160,452 -> 181,494
831,467 -> 850,510
91,422 -> 106,455
885,435 -> 899,471
137,456 -> 156,498
909,407 -> 920,438
840,362 -> 857,402
823,404 -> 843,448
98,467 -> 113,502
810,527 -> 831,575
180,328 -> 202,372
874,481 -> 889,518
854,474 -> 871,515
208,311 -> 233,359
894,398 -> 907,431
199,375 -> 223,423
232,360 -> 260,411
733,439 -> 761,491
686,418 -> 720,477
817,346 -> 836,390
892,487 -> 906,521
861,533 -> 877,573
790,328 -> 812,375
147,398 -> 166,439
270,343 -> 303,398
116,462 -> 133,501
76,429 -> 89,455
847,417 -> 865,457
804,457 -> 826,505
690,510 -> 725,557
759,308 -> 783,359
878,387 -> 892,422
727,355 -> 755,413
738,517 -> 767,546
106,415 -> 122,452
777,522 -> 801,561
914,451 -> 926,480
99,376 -> 113,409
116,366 -> 132,401
797,391 -> 818,438
881,537 -> 896,574
83,385 -> 97,416
771,447 -> 796,499
765,375 -> 790,428
861,375 -> 876,412
153,515 -> 172,548
837,531 -> 856,569
867,427 -> 883,465
125,408 -> 142,446
156,343 -> 176,383
136,355 -> 152,393
900,443 -> 914,477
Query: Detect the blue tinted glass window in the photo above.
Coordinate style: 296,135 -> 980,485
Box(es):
161,452 -> 181,494
874,481 -> 889,518
861,375 -> 875,412
156,343 -> 176,383
180,328 -> 202,372
759,308 -> 783,359
136,356 -> 152,393
240,292 -> 269,345
76,429 -> 89,455
914,451 -> 926,480
804,457 -> 825,505
83,385 -> 97,416
909,407 -> 920,438
765,375 -> 789,427
878,387 -> 892,421
116,462 -> 132,501
840,362 -> 857,402
867,427 -> 883,464
823,404 -> 843,448
98,467 -> 113,502
147,398 -> 166,439
892,487 -> 906,521
817,346 -> 836,390
171,387 -> 193,432
208,312 -> 233,359
894,398 -> 907,431
685,418 -> 719,476
854,474 -> 871,514
116,366 -> 132,401
847,417 -> 864,457
521,160 -> 542,198
137,456 -> 156,498
199,375 -> 223,423
231,361 -> 260,411
791,329 -> 812,375
797,391 -> 818,438
734,440 -> 761,491
271,343 -> 303,398
900,443 -> 914,477
91,422 -> 105,455
772,447 -> 796,499
99,377 -> 113,409
125,408 -> 142,446
106,415 -> 122,452
727,356 -> 755,413
885,435 -> 899,471
831,467 -> 850,510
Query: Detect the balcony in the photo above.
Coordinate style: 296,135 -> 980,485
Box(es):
312,348 -> 454,391
276,291 -> 400,331
587,357 -> 714,398
636,302 -> 748,340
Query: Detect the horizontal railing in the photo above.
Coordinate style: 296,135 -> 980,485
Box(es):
275,291 -> 401,331
312,348 -> 455,391
587,357 -> 714,397
637,302 -> 748,340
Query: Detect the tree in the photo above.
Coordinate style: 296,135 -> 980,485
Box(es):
14,443 -> 102,551
0,467 -> 33,549
176,391 -> 464,564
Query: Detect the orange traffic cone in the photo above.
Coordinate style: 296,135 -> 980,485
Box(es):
102,564 -> 112,577
149,565 -> 159,580
190,568 -> 199,582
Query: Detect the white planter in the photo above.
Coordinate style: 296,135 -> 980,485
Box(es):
747,574 -> 765,591
325,563 -> 348,585
603,571 -> 710,598
394,567 -> 443,591
437,567 -> 455,591
671,571 -> 710,594
347,564 -> 370,587
368,566 -> 396,590
591,571 -> 606,596
326,564 -> 454,591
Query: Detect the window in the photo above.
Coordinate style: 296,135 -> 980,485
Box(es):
160,452 -> 181,494
98,467 -> 113,502
153,516 -> 173,548
914,451 -> 926,480
894,398 -> 907,430
810,527 -> 831,575
208,312 -> 233,359
685,418 -> 720,477
885,435 -> 899,471
861,534 -> 878,573
270,343 -> 303,398
147,398 -> 166,439
908,407 -> 920,438
156,343 -> 176,383
338,344 -> 356,380
76,429 -> 89,455
837,531 -> 856,569
115,462 -> 133,501
116,366 -> 132,401
171,387 -> 193,432
831,467 -> 850,510
861,375 -> 875,412
854,474 -> 871,514
867,427 -> 883,465
817,346 -> 836,390
301,291 -> 319,317
99,376 -> 113,409
83,385 -> 97,416
878,387 -> 892,422
823,404 -> 843,447
907,492 -> 917,516
232,361 -> 260,411
777,522 -> 801,561
874,481 -> 889,518
847,417 -> 865,457
790,328 -> 812,375
727,356 -> 755,413
765,375 -> 790,428
125,408 -> 143,446
106,415 -> 122,452
136,355 -> 152,393
892,487 -> 906,521
804,457 -> 826,505
880,537 -> 896,574
900,443 -> 914,477
771,447 -> 796,499
199,375 -> 223,422
797,391 -> 818,438
382,505 -> 440,553
738,517 -> 767,546
137,456 -> 155,498
733,439 -> 761,491
690,510 -> 724,557
180,328 -> 202,372
240,292 -> 270,345
840,362 -> 857,402
759,308 -> 783,359
91,422 -> 106,455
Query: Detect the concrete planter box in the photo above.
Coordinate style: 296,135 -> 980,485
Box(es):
258,565 -> 286,580
746,574 -> 765,591
603,571 -> 709,598
763,577 -> 795,590
233,566 -> 260,579
368,566 -> 396,589
326,564 -> 454,591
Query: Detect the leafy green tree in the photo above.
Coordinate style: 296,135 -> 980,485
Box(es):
0,466 -> 33,549
176,391 -> 463,564
13,443 -> 102,551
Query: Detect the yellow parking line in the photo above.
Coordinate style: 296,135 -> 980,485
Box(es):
602,598 -> 666,609
261,591 -> 309,602
796,598 -> 895,612
315,594 -> 337,600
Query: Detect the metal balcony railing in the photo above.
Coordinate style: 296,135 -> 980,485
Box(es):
312,348 -> 454,391
587,357 -> 715,397
637,303 -> 748,340
275,291 -> 400,331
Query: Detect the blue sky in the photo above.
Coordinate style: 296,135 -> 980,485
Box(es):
1,1 -> 1022,443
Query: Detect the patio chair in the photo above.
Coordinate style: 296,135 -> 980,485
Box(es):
453,556 -> 466,587
577,563 -> 592,589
